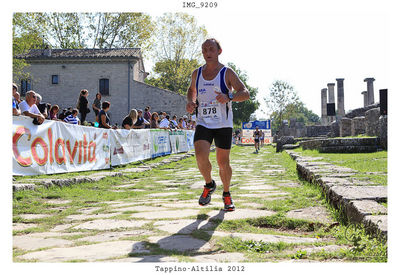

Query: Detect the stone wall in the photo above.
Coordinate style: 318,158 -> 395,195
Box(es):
339,118 -> 352,137
365,108 -> 380,136
379,115 -> 387,150
351,117 -> 366,136
345,103 -> 380,119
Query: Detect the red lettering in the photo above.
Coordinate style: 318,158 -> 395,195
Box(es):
88,141 -> 96,163
54,138 -> 66,165
12,126 -> 32,167
31,137 -> 48,166
83,134 -> 88,163
48,128 -> 53,164
66,140 -> 78,164
78,141 -> 83,164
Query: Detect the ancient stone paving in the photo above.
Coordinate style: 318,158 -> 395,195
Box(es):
13,147 -> 351,263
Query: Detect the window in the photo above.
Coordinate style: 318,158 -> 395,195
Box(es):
20,79 -> 31,96
99,78 -> 109,96
52,75 -> 59,84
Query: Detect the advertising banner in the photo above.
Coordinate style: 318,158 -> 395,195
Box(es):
109,129 -> 151,166
150,129 -> 171,158
242,120 -> 271,130
169,130 -> 189,154
12,116 -> 110,176
241,120 -> 272,145
186,130 -> 195,150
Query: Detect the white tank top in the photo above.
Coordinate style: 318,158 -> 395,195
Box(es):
195,66 -> 233,129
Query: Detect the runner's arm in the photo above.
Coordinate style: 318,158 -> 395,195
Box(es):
226,68 -> 250,102
186,69 -> 198,113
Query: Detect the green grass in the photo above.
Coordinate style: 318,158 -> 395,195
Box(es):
293,148 -> 387,185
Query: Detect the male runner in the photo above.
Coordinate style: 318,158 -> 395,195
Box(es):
186,38 -> 250,211
253,126 -> 261,153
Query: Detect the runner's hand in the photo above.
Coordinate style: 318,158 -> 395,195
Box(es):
215,91 -> 229,104
186,101 -> 197,113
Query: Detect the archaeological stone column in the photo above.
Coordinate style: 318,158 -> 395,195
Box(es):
364,78 -> 375,105
321,88 -> 328,125
361,91 -> 368,107
336,78 -> 345,119
327,83 -> 335,122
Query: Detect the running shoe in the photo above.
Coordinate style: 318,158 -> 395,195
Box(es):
199,180 -> 216,206
223,193 -> 235,211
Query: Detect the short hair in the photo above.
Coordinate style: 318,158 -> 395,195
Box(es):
203,38 -> 221,50
165,115 -> 170,120
12,83 -> 18,91
102,101 -> 110,109
72,109 -> 79,115
26,90 -> 35,98
144,107 -> 148,112
35,93 -> 42,102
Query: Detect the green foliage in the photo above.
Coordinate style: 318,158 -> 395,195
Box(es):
145,59 -> 201,95
265,80 -> 320,134
228,63 -> 260,125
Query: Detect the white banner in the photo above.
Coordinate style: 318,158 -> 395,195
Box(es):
150,130 -> 171,158
109,129 -> 151,166
12,116 -> 110,176
241,129 -> 272,145
169,130 -> 189,154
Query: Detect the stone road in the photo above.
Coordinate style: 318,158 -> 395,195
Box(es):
13,146 -> 352,263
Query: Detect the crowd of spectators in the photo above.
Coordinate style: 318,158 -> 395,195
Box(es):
12,84 -> 196,131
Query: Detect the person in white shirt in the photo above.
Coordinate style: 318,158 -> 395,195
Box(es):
159,115 -> 171,129
19,90 -> 45,124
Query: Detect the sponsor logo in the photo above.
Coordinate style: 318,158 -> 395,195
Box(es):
113,147 -> 124,155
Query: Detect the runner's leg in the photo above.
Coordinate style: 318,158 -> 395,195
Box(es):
216,147 -> 232,192
194,140 -> 212,183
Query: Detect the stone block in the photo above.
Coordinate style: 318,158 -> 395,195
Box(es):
339,117 -> 352,137
345,200 -> 387,223
365,107 -> 380,136
330,121 -> 340,137
362,215 -> 387,238
378,115 -> 387,150
351,116 -> 366,136
328,185 -> 387,208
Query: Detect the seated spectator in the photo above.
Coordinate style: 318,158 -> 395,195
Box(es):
159,115 -> 170,129
49,105 -> 60,120
187,119 -> 193,130
132,109 -> 145,129
122,109 -> 138,130
150,112 -> 159,128
98,101 -> 116,129
64,109 -> 80,125
58,109 -> 68,120
19,90 -> 45,124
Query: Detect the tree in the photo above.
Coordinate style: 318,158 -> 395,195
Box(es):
145,59 -> 201,95
145,13 -> 208,94
265,80 -> 320,133
265,80 -> 300,131
228,63 -> 259,126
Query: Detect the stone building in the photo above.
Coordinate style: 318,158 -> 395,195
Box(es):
14,48 -> 187,124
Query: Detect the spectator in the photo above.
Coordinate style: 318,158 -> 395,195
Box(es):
187,119 -> 193,130
150,112 -> 159,128
58,109 -> 68,120
92,92 -> 102,120
132,109 -> 145,129
19,90 -> 45,124
122,109 -> 138,130
49,105 -> 60,120
159,115 -> 170,129
64,109 -> 80,125
77,89 -> 90,123
12,83 -> 21,116
35,93 -> 50,118
171,115 -> 178,129
182,115 -> 188,129
98,101 -> 115,129
143,106 -> 151,122
178,117 -> 184,129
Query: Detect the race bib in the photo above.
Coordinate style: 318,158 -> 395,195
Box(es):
199,100 -> 222,124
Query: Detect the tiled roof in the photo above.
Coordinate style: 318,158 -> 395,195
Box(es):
15,48 -> 142,60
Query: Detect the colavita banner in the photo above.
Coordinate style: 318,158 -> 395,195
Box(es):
109,129 -> 152,166
13,117 -> 195,176
12,116 -> 110,176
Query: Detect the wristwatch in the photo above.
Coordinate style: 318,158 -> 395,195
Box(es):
228,92 -> 234,101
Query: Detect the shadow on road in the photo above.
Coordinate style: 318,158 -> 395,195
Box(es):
133,209 -> 227,262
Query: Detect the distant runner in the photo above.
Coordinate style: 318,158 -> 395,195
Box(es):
186,38 -> 250,211
260,129 -> 265,147
253,126 -> 261,153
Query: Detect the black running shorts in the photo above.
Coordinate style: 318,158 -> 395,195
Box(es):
194,125 -> 233,149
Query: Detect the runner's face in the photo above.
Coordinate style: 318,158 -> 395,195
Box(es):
202,41 -> 221,62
